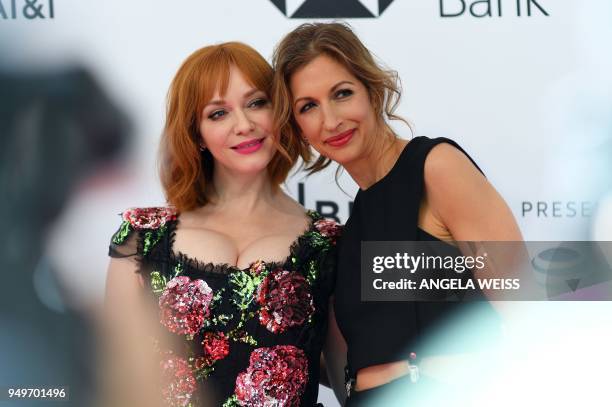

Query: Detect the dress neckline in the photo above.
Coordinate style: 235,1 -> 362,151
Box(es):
358,137 -> 421,194
167,210 -> 318,275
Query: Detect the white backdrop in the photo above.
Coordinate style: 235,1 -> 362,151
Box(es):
2,1 -> 611,405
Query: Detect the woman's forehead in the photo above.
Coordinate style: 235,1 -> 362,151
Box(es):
290,55 -> 355,94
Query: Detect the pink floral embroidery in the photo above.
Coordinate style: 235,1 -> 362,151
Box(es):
256,269 -> 314,334
161,356 -> 197,407
313,218 -> 341,244
159,276 -> 213,337
201,331 -> 230,364
122,207 -> 177,230
234,345 -> 308,407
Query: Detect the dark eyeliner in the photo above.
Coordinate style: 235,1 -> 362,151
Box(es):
336,88 -> 353,98
299,102 -> 315,114
208,110 -> 225,120
249,97 -> 268,108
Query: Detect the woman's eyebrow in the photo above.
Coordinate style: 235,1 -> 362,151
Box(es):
293,80 -> 355,107
204,99 -> 225,108
243,88 -> 261,98
204,89 -> 262,109
330,80 -> 354,93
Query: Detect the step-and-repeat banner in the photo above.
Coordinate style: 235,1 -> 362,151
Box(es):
2,2 -> 611,403
3,0 -> 611,305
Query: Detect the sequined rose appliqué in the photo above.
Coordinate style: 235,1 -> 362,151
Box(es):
161,356 -> 197,407
192,331 -> 231,379
230,345 -> 308,407
256,269 -> 314,334
201,331 -> 230,364
123,207 -> 177,230
313,218 -> 342,244
159,276 -> 213,338
112,207 -> 178,255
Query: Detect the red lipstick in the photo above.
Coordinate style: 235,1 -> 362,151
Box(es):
325,129 -> 355,147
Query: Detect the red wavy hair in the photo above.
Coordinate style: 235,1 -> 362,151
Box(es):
159,42 -> 304,212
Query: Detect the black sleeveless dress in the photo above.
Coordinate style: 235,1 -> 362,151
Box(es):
108,208 -> 341,407
334,136 -> 501,403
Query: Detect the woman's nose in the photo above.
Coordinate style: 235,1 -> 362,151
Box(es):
234,108 -> 255,135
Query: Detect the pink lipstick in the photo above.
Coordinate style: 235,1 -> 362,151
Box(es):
231,138 -> 264,154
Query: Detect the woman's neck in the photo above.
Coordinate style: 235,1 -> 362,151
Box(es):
345,136 -> 408,191
208,167 -> 277,215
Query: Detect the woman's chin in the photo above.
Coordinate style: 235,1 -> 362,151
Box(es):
327,150 -> 360,167
234,161 -> 272,177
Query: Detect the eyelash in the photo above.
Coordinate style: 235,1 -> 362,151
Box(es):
208,110 -> 226,120
335,88 -> 353,99
299,102 -> 315,114
208,97 -> 269,121
298,88 -> 353,114
248,98 -> 268,108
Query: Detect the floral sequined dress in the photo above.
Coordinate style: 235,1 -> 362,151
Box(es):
108,207 -> 340,407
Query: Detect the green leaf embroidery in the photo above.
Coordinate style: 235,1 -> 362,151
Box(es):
306,260 -> 318,286
227,311 -> 258,346
307,209 -> 320,220
212,313 -> 233,327
173,261 -> 183,277
234,332 -> 258,347
112,221 -> 131,245
142,225 -> 167,256
222,395 -> 240,407
194,365 -> 215,380
305,231 -> 330,249
150,271 -> 167,294
228,270 -> 263,311
211,288 -> 225,308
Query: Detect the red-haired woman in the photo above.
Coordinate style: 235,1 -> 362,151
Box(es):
105,42 -> 340,407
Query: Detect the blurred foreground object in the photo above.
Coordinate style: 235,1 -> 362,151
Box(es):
0,66 -> 130,405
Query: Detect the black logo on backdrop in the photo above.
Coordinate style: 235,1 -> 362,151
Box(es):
0,0 -> 54,19
297,182 -> 352,223
269,0 -> 395,18
440,0 -> 549,17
